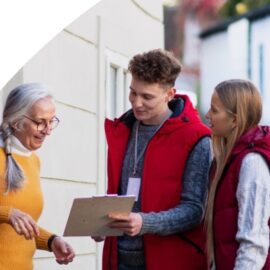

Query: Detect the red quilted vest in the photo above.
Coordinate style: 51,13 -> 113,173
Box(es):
213,126 -> 270,270
103,95 -> 211,270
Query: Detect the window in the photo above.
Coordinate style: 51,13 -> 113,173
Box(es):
105,50 -> 131,119
108,65 -> 117,118
258,43 -> 264,95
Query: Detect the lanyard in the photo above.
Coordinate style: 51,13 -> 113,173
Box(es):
132,111 -> 172,176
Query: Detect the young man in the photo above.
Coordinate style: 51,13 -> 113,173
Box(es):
99,49 -> 211,270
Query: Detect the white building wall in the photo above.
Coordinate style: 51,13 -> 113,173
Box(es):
250,17 -> 270,124
1,0 -> 164,269
183,16 -> 200,68
227,19 -> 249,79
200,19 -> 249,116
200,31 -> 229,115
200,16 -> 270,124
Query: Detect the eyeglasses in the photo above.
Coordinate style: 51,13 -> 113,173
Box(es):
23,115 -> 60,131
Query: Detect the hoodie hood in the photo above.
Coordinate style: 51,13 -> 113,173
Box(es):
111,94 -> 203,131
230,126 -> 270,159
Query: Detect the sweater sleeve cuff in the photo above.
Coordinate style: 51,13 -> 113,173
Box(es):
139,212 -> 157,235
35,226 -> 54,251
0,206 -> 12,223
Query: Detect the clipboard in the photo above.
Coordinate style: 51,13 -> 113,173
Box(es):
63,195 -> 135,237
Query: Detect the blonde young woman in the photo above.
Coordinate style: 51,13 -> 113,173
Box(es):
205,79 -> 270,270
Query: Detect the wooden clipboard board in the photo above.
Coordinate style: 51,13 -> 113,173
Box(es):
63,195 -> 135,237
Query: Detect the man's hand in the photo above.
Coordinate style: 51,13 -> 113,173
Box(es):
108,212 -> 143,236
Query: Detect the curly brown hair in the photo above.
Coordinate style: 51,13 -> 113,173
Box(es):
128,49 -> 182,87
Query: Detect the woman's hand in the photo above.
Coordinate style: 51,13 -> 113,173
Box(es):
91,236 -> 106,242
51,237 -> 75,264
9,208 -> 39,240
108,212 -> 143,236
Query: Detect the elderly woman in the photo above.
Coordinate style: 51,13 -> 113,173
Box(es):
0,83 -> 75,269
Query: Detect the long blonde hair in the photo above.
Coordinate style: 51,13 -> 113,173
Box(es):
205,79 -> 262,263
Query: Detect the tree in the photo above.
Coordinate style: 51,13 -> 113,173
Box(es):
220,0 -> 270,17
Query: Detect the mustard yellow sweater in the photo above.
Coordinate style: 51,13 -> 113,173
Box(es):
0,148 -> 53,270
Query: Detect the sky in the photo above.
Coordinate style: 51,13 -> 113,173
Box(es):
0,0 -> 101,90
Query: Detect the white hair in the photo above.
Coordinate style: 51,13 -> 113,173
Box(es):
0,83 -> 53,193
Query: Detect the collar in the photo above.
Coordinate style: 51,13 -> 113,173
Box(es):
11,135 -> 32,156
0,135 -> 32,156
230,126 -> 270,158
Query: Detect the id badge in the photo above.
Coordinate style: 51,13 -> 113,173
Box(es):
127,177 -> 141,201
